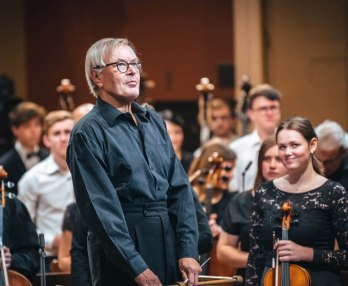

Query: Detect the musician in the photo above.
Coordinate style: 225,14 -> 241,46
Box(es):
217,136 -> 287,281
159,109 -> 193,173
194,98 -> 238,159
315,120 -> 348,190
18,110 -> 75,268
67,37 -> 201,286
188,139 -> 237,275
0,102 -> 48,194
245,116 -> 348,286
0,168 -> 39,284
229,84 -> 281,192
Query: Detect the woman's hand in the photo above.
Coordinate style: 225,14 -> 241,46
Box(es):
274,240 -> 313,262
1,246 -> 12,268
209,213 -> 222,238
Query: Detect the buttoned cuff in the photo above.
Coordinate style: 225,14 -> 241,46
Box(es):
128,253 -> 149,278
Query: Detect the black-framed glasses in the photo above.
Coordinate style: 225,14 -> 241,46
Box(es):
96,60 -> 142,73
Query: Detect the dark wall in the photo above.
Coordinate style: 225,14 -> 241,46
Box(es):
25,0 -> 234,110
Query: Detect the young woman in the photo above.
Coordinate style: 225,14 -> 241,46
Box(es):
245,116 -> 348,286
188,139 -> 237,275
217,135 -> 287,280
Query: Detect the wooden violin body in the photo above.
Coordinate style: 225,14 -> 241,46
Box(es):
264,264 -> 311,286
7,270 -> 32,286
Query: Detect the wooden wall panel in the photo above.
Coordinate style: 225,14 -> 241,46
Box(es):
25,0 -> 234,110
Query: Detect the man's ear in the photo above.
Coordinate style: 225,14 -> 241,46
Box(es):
42,134 -> 50,149
247,108 -> 255,122
11,126 -> 19,138
90,70 -> 103,88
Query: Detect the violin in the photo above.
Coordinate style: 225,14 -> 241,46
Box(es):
204,152 -> 223,216
203,152 -> 236,277
0,170 -> 32,286
263,201 -> 311,286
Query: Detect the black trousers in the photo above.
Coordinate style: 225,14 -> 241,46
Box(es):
88,202 -> 179,286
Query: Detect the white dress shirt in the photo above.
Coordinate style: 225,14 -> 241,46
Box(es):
18,154 -> 75,256
229,130 -> 262,192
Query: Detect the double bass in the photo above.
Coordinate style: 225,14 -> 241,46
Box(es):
263,201 -> 311,286
0,169 -> 32,286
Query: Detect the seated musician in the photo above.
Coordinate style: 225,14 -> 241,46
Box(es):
0,167 -> 39,284
188,139 -> 237,275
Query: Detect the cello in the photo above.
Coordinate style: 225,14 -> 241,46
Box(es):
0,169 -> 32,286
204,153 -> 236,277
263,201 -> 311,286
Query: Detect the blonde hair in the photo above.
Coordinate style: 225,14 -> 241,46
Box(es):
43,110 -> 74,135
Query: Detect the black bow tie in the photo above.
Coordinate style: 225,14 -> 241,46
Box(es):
26,152 -> 40,159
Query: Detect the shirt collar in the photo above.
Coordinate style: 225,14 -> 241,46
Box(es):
250,129 -> 263,147
44,154 -> 70,176
15,141 -> 40,159
96,97 -> 149,126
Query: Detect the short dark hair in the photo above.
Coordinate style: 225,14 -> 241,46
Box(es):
159,109 -> 185,129
9,102 -> 46,127
247,84 -> 281,109
211,98 -> 237,118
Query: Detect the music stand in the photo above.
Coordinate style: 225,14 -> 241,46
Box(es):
38,233 -> 46,286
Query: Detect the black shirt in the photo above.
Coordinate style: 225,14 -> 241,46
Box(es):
67,98 -> 199,278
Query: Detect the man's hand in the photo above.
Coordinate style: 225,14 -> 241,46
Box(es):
179,257 -> 201,286
135,268 -> 162,286
0,246 -> 12,268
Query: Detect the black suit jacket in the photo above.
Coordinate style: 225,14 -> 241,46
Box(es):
0,147 -> 49,194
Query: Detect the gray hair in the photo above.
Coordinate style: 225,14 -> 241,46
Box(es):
315,120 -> 348,149
85,38 -> 137,98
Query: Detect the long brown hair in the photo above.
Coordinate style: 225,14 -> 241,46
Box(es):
253,135 -> 278,189
188,139 -> 236,203
276,116 -> 324,175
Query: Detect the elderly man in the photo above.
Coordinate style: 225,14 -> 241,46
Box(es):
67,38 -> 201,286
315,120 -> 348,190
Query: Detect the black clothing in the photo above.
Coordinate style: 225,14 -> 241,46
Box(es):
0,197 -> 39,283
70,204 -> 91,286
62,202 -> 78,232
192,191 -> 213,254
67,98 -> 199,285
246,180 -> 348,286
221,190 -> 253,278
68,193 -> 210,285
211,191 -> 236,225
328,153 -> 348,191
0,147 -> 49,194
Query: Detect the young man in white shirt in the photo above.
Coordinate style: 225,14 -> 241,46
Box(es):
230,84 -> 282,192
18,110 -> 75,267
